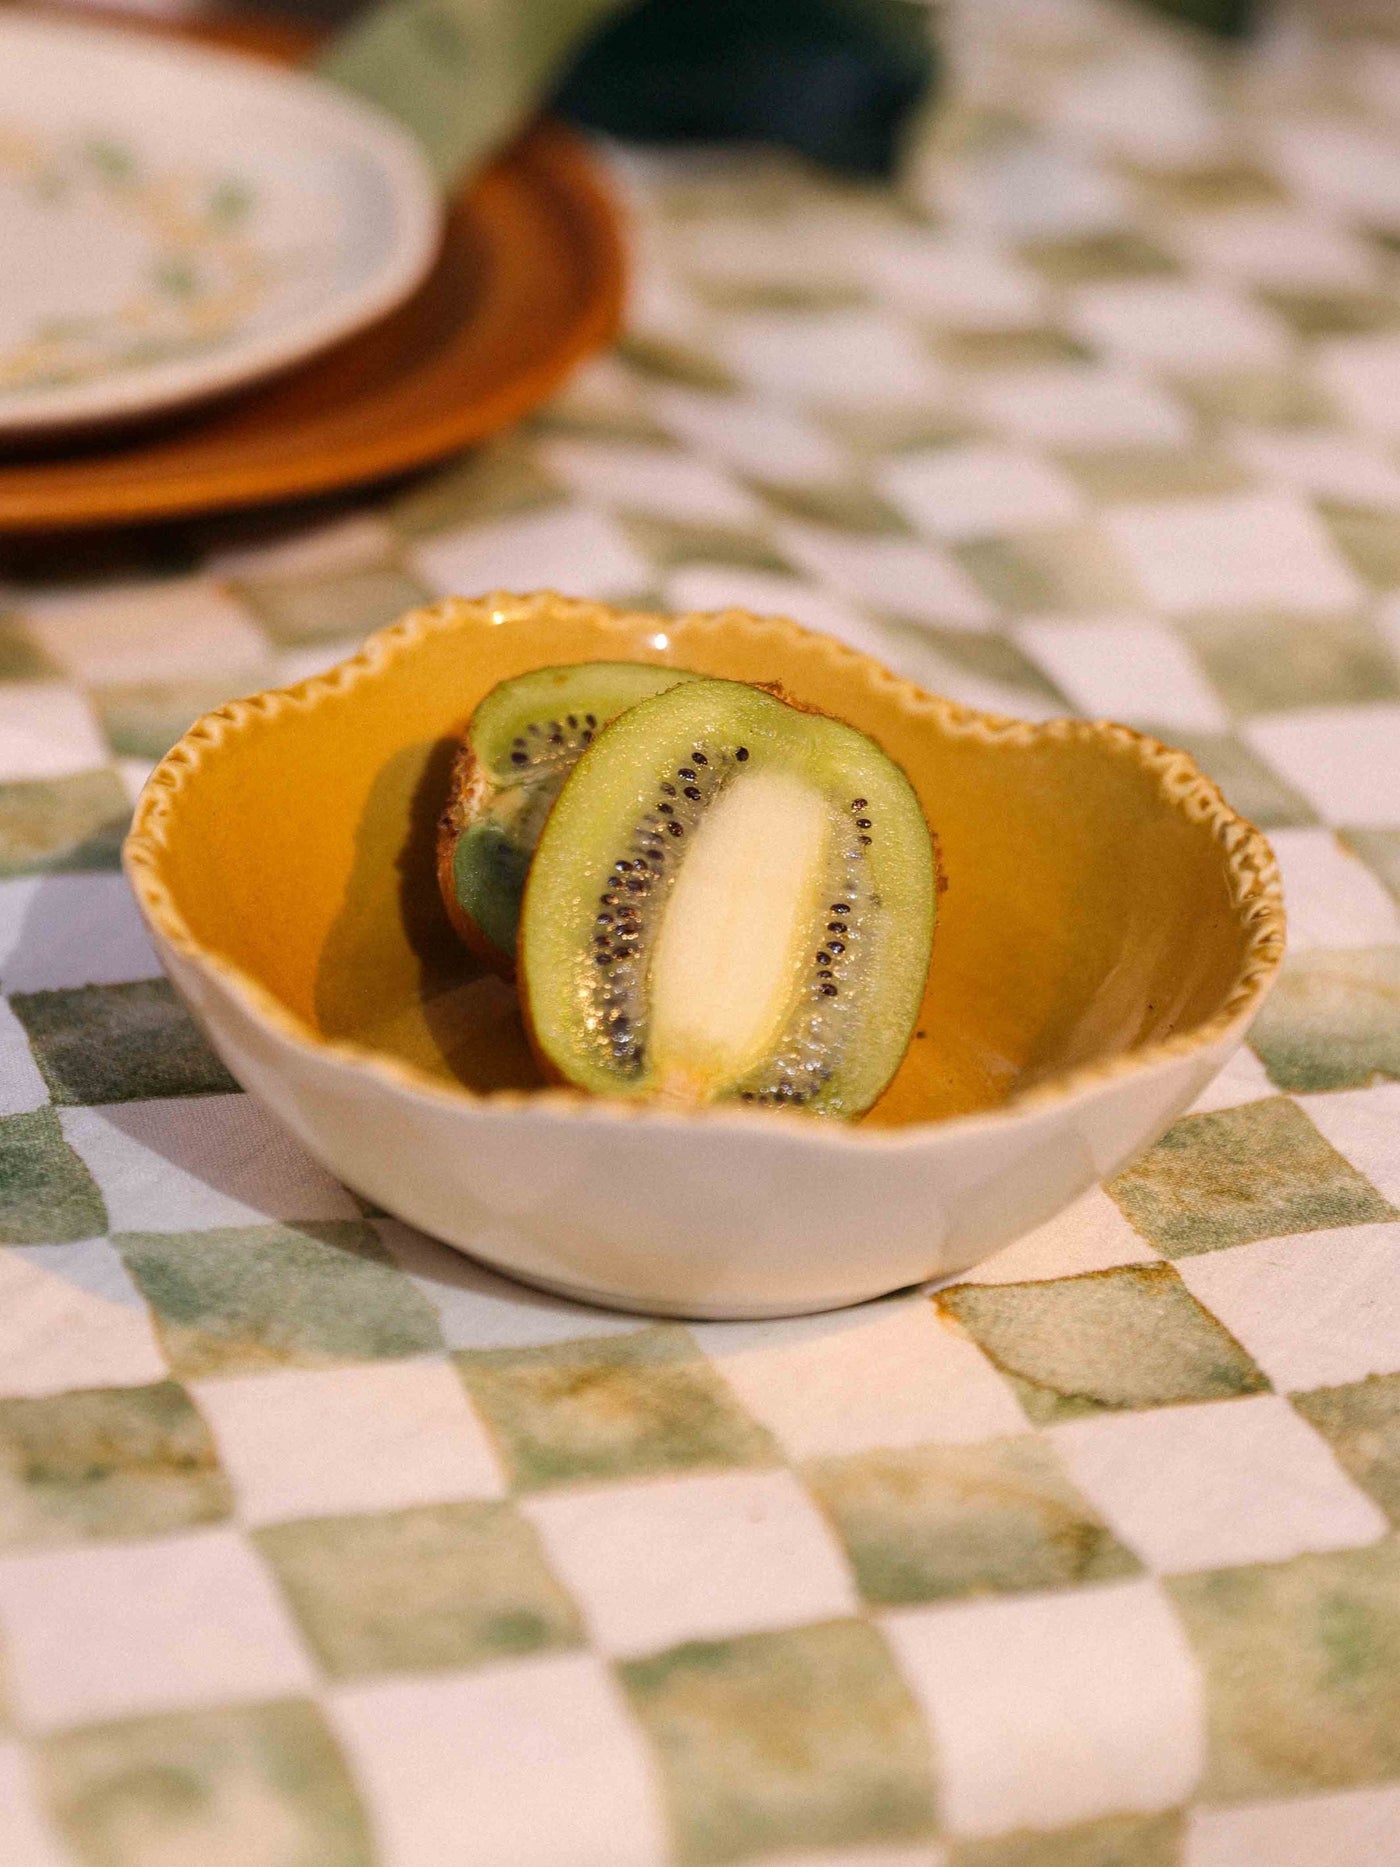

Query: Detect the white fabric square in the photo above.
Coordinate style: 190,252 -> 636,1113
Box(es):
60,1095 -> 359,1233
0,998 -> 48,1116
929,139 -> 1130,243
1188,1042 -> 1277,1114
859,230 -> 1045,328
877,444 -> 1083,542
0,873 -> 158,993
1168,209 -> 1378,292
0,1743 -> 70,1867
1299,1083 -> 1400,1206
1316,334 -> 1400,440
968,365 -> 1192,451
524,1469 -> 857,1658
410,505 -> 652,604
21,579 -> 268,686
1186,1784 -> 1400,1867
1176,1225 -> 1400,1392
663,564 -> 893,661
1230,427 -> 1400,513
718,309 -> 944,408
538,437 -> 762,528
777,521 -> 994,630
1272,120 -> 1400,231
1053,1394 -> 1387,1571
0,1242 -> 168,1397
1105,493 -> 1361,614
883,1579 -> 1202,1837
0,1528 -> 314,1730
697,1295 -> 1026,1458
1069,280 -> 1288,375
0,685 -> 109,782
376,1218 -> 643,1349
1046,52 -> 1221,166
331,1655 -> 667,1867
192,1359 -> 504,1524
1268,828 -> 1400,949
1244,705 -> 1400,826
1015,618 -> 1228,730
956,1187 -> 1159,1285
648,386 -> 849,487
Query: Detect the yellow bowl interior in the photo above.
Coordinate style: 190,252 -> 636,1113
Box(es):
142,597 -> 1272,1129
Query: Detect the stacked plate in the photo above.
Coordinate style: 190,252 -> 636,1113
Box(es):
0,10 -> 623,529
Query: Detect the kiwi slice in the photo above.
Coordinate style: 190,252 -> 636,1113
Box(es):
521,678 -> 937,1118
438,662 -> 699,969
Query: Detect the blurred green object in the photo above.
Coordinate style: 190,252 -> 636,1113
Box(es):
1143,0 -> 1256,35
554,0 -> 935,178
323,0 -> 935,185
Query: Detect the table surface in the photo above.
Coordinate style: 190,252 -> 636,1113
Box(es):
4,1 -> 1400,1862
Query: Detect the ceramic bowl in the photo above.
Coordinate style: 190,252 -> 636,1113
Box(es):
124,594 -> 1284,1318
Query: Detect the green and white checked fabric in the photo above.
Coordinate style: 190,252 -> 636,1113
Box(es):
4,0 -> 1400,1860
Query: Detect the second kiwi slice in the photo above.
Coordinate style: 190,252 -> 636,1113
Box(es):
521,678 -> 938,1118
438,662 -> 699,970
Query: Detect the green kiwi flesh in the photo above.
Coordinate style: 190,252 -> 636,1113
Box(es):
438,662 -> 699,968
520,678 -> 937,1118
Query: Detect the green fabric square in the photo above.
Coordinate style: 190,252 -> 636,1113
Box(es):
1322,505 -> 1400,588
619,514 -> 785,575
806,1436 -> 1139,1605
1181,612 -> 1400,714
936,1265 -> 1269,1424
256,1500 -> 582,1679
454,1326 -> 775,1490
0,1106 -> 107,1246
0,772 -> 129,878
1261,289 -> 1400,338
114,1222 -> 443,1376
758,478 -> 912,535
10,980 -> 240,1105
615,334 -> 738,394
1108,1097 -> 1396,1255
1294,1378 -> 1400,1524
954,528 -> 1138,613
1020,231 -> 1180,284
1168,731 -> 1318,829
938,329 -> 1092,371
620,1620 -> 935,1865
1248,950 -> 1400,1092
239,566 -> 429,644
0,618 -> 57,680
1343,831 -> 1400,907
897,626 -> 1066,707
1062,449 -> 1250,504
949,1811 -> 1182,1867
1169,1539 -> 1400,1799
92,681 -> 255,762
1182,369 -> 1333,427
39,1699 -> 371,1867
0,1382 -> 230,1549
390,435 -> 563,535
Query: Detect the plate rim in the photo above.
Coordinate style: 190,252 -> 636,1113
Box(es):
0,7 -> 443,437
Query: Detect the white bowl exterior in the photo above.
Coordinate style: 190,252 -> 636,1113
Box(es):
156,931 -> 1249,1319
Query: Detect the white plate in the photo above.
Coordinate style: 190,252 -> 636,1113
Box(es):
0,11 -> 442,438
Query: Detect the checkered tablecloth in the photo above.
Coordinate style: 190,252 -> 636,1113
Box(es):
4,0 -> 1400,1861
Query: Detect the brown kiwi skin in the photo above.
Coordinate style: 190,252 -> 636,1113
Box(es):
436,739 -> 515,975
512,678 -> 945,1117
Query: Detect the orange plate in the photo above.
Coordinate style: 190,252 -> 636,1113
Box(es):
0,16 -> 624,532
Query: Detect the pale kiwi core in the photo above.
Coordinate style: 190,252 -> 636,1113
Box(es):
648,769 -> 830,1102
